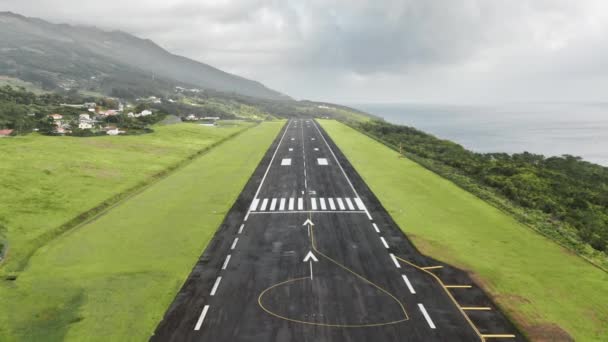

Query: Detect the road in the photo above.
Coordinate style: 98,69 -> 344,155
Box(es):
151,119 -> 522,341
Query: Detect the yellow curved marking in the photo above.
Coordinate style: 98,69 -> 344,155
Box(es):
257,212 -> 409,327
258,277 -> 408,328
309,220 -> 410,321
395,256 -> 486,342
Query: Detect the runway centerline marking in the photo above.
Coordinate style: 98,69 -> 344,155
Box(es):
258,217 -> 410,327
193,305 -> 210,331
238,224 -> 245,234
418,304 -> 436,329
380,236 -> 390,249
231,237 -> 239,250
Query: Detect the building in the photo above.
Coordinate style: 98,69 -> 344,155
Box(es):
185,114 -> 198,121
49,114 -> 63,120
78,113 -> 95,129
0,129 -> 14,137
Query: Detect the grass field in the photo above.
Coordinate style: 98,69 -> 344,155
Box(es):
319,119 -> 608,341
0,121 -> 254,274
0,121 -> 283,341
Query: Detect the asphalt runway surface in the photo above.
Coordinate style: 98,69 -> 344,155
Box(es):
151,119 -> 523,341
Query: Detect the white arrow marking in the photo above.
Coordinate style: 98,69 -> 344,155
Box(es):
303,250 -> 318,262
302,219 -> 315,226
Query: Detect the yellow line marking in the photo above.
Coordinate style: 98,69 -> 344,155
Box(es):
461,307 -> 492,311
395,255 -> 486,342
257,213 -> 409,327
421,265 -> 444,270
481,334 -> 517,339
445,285 -> 472,289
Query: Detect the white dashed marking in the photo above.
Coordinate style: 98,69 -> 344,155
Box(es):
210,276 -> 222,296
317,158 -> 328,165
402,274 -> 416,294
418,304 -> 436,329
288,198 -> 295,210
281,158 -> 291,166
194,305 -> 210,331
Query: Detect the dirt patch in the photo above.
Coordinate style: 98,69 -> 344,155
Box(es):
525,323 -> 574,342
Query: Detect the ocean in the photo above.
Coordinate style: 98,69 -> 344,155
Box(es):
353,103 -> 608,166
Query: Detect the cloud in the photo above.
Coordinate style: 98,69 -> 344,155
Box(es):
3,0 -> 608,102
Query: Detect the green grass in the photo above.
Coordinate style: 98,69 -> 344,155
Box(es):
0,121 -> 283,341
319,119 -> 608,341
0,122 -> 253,273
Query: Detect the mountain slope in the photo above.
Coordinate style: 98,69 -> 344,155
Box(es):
0,12 -> 287,100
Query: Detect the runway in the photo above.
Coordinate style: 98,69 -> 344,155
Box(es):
151,119 -> 522,341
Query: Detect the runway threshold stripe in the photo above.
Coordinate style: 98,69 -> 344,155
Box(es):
337,198 -> 345,210
345,198 -> 355,210
402,274 -> 416,294
194,305 -> 210,331
260,199 -> 268,211
380,237 -> 390,249
298,198 -> 304,210
390,253 -> 401,268
270,198 -> 277,211
250,199 -> 259,211
210,276 -> 222,296
320,198 -> 327,210
372,223 -> 380,233
418,304 -> 436,329
279,198 -> 286,211
222,254 -> 232,270
231,237 -> 239,250
328,198 -> 336,210
288,198 -> 294,210
354,198 -> 366,210
311,198 -> 317,210
238,224 -> 245,234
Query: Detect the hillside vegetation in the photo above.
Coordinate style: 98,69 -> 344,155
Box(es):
355,119 -> 608,269
0,12 -> 285,100
320,119 -> 608,341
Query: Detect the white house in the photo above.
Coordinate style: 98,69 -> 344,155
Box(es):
79,121 -> 93,129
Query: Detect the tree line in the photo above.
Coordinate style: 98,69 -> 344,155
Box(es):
357,120 -> 608,254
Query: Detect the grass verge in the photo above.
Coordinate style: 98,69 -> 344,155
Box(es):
319,119 -> 608,341
0,122 -> 252,274
0,121 -> 283,341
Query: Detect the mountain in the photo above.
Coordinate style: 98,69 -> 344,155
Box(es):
0,12 -> 287,100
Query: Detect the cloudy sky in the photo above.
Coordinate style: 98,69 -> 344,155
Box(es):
3,0 -> 608,103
